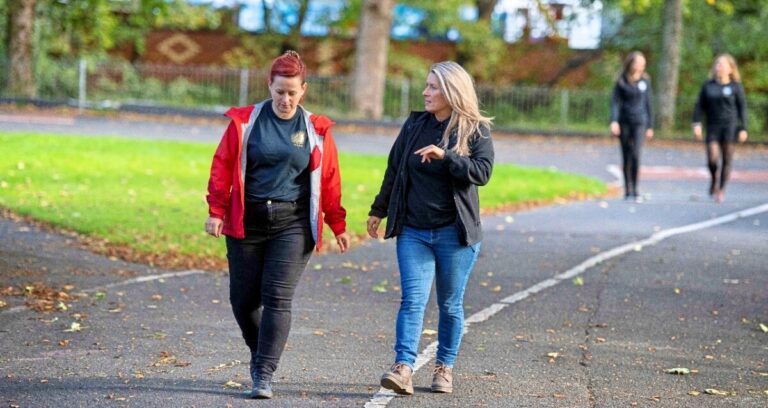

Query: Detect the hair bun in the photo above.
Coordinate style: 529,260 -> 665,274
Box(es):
284,50 -> 301,60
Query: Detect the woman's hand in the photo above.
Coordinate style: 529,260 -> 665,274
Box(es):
738,130 -> 748,143
610,121 -> 620,137
335,232 -> 351,253
366,216 -> 382,239
414,145 -> 445,163
645,128 -> 654,139
205,216 -> 223,238
693,124 -> 703,141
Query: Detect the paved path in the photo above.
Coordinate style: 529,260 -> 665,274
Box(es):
1,112 -> 767,407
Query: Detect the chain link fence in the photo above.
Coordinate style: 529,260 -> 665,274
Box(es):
2,58 -> 766,140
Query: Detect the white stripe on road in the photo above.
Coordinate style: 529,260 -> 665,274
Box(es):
365,202 -> 768,407
0,270 -> 206,315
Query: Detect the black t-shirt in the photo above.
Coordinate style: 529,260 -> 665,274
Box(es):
244,103 -> 310,202
404,114 -> 457,229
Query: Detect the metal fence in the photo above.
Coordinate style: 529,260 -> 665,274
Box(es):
2,58 -> 766,139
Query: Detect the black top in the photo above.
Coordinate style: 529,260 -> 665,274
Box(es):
244,103 -> 310,202
610,75 -> 653,128
692,79 -> 748,131
404,114 -> 457,229
369,111 -> 494,246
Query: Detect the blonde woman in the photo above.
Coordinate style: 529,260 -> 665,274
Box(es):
693,54 -> 748,203
367,61 -> 494,395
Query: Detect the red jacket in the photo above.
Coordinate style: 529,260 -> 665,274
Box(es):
206,102 -> 346,250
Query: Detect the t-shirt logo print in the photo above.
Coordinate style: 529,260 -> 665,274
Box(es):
291,131 -> 306,147
723,86 -> 733,97
638,81 -> 647,92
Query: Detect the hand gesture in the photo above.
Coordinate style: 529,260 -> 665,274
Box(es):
414,145 -> 445,163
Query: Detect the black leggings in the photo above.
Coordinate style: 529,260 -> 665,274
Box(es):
619,122 -> 646,196
226,200 -> 314,378
705,124 -> 737,193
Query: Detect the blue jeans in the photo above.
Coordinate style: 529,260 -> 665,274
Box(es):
394,225 -> 481,368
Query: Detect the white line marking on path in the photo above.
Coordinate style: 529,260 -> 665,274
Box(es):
0,270 -> 206,316
365,202 -> 768,407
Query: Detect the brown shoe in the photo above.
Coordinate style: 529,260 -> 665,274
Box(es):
431,364 -> 453,393
380,363 -> 414,395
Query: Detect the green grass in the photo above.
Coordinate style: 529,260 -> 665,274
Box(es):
0,132 -> 605,262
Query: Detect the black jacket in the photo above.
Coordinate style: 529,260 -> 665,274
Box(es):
369,111 -> 494,246
610,75 -> 653,128
692,79 -> 748,131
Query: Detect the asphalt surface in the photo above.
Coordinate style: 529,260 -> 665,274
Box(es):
1,111 -> 767,407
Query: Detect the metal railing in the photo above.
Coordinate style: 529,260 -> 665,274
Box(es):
1,58 -> 766,140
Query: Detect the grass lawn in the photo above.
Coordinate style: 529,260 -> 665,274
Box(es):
0,132 -> 606,268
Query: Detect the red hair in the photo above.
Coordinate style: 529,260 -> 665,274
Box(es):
270,50 -> 306,83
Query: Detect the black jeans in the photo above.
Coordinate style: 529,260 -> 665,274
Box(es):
226,199 -> 314,378
619,122 -> 646,197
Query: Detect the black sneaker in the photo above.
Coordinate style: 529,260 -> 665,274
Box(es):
249,376 -> 273,399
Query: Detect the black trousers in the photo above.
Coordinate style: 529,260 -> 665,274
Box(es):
225,199 -> 314,378
619,122 -> 646,197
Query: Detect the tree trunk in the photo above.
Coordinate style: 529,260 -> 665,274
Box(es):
7,0 -> 37,98
657,0 -> 682,133
351,0 -> 394,120
285,0 -> 309,51
476,0 -> 496,22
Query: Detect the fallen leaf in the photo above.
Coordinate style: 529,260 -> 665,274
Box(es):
572,277 -> 584,286
223,380 -> 243,389
648,396 -> 660,402
64,322 -> 82,332
688,391 -> 700,396
338,276 -> 353,284
665,367 -> 690,375
546,352 -> 560,362
422,329 -> 437,336
313,330 -> 325,336
759,323 -> 768,333
704,388 -> 730,396
595,337 -> 606,343
150,294 -> 162,301
552,393 -> 565,399
58,339 -> 70,347
313,264 -> 322,270
490,285 -> 502,292
105,394 -> 127,401
0,300 -> 7,308
207,360 -> 242,372
372,279 -> 388,293
674,288 -> 681,294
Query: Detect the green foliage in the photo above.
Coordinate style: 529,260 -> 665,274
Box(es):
601,0 -> 768,95
0,132 -> 606,261
221,34 -> 285,69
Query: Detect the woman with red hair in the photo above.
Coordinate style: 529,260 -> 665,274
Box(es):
204,50 -> 350,399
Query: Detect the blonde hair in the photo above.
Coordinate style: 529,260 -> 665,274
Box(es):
429,61 -> 493,156
709,53 -> 742,82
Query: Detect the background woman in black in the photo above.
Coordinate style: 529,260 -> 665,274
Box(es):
692,53 -> 748,203
610,51 -> 654,201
